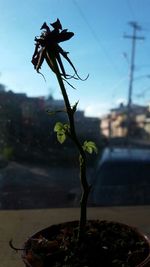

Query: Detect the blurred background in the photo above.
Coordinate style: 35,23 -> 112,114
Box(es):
0,0 -> 150,209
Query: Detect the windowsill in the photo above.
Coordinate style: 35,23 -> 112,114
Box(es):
1,206 -> 150,267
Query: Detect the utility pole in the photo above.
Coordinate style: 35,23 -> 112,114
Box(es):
124,21 -> 145,142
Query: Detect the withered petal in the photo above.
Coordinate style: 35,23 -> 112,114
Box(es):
57,31 -> 74,43
40,22 -> 50,32
50,18 -> 62,30
45,51 -> 56,73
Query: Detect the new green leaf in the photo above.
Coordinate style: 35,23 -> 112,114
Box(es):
54,122 -> 70,144
82,141 -> 98,154
57,132 -> 66,144
54,122 -> 64,132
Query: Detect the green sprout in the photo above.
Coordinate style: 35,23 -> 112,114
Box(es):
32,18 -> 97,240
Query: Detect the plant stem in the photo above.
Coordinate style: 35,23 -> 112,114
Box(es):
52,56 -> 91,240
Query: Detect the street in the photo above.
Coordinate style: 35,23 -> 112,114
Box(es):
0,161 -> 94,209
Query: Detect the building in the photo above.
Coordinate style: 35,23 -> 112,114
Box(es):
101,103 -> 150,141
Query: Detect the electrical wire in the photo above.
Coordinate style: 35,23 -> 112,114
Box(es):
126,0 -> 137,21
72,0 -> 122,76
126,0 -> 150,32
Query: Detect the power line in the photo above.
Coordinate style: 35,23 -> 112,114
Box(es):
126,0 -> 136,20
72,0 -> 121,75
126,0 -> 150,32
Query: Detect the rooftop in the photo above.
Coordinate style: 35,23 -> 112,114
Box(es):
101,147 -> 150,162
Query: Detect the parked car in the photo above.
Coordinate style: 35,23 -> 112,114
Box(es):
91,147 -> 150,206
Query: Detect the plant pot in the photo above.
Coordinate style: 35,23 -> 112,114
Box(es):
22,220 -> 150,267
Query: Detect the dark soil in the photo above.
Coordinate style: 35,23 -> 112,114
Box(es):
22,220 -> 150,267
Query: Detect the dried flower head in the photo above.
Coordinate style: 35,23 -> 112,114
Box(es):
32,19 -> 88,81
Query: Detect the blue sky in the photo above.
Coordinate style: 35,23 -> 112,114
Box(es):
0,0 -> 150,117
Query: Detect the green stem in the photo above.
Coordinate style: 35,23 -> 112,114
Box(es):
52,56 -> 90,240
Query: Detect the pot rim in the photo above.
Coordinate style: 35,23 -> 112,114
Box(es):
136,234 -> 150,267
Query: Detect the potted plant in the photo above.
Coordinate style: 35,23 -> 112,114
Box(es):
11,19 -> 150,267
